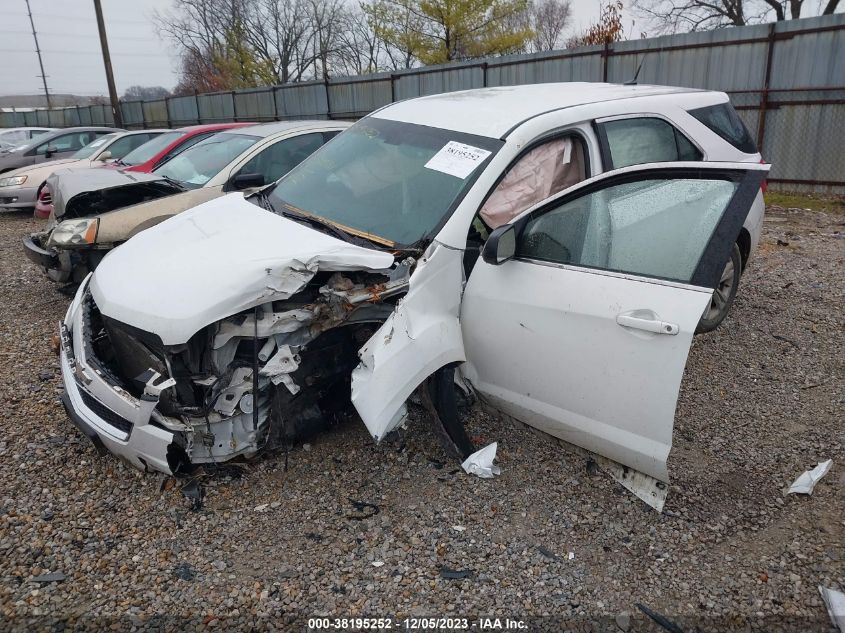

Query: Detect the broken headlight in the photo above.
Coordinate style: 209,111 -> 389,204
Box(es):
47,218 -> 99,248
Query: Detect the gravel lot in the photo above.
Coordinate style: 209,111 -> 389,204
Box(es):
0,203 -> 842,632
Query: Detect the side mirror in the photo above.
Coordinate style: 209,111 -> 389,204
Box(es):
482,224 -> 517,266
44,145 -> 58,158
230,172 -> 265,190
97,150 -> 112,161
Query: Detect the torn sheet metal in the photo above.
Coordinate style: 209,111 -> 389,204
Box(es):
89,193 -> 395,345
351,242 -> 466,442
820,586 -> 845,632
461,442 -> 501,478
787,459 -> 832,495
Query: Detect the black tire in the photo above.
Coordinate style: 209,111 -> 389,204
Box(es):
696,243 -> 741,334
429,366 -> 475,459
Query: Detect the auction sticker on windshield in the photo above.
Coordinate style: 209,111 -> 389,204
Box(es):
424,141 -> 491,178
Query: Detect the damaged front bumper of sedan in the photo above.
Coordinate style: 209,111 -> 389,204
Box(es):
23,220 -> 108,283
59,262 -> 415,474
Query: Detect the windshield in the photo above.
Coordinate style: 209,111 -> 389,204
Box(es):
154,133 -> 258,188
267,118 -> 502,246
72,134 -> 116,159
121,131 -> 183,166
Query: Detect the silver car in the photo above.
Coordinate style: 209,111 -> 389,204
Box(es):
0,126 -> 118,174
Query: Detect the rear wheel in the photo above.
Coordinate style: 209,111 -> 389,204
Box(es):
696,243 -> 741,334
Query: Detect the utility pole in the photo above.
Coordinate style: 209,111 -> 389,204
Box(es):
93,0 -> 123,127
24,0 -> 51,110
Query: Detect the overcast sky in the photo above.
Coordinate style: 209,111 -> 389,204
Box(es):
0,0 -> 740,97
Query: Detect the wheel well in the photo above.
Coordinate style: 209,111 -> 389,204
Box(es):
736,228 -> 751,272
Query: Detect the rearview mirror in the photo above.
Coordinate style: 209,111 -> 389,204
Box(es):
482,224 -> 516,265
97,150 -> 112,161
230,172 -> 265,190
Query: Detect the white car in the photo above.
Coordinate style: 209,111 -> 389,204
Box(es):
0,130 -> 165,211
58,83 -> 769,509
0,126 -> 54,151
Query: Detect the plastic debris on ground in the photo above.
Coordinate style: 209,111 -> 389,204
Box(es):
461,442 -> 501,479
819,586 -> 845,632
439,566 -> 473,580
787,459 -> 832,495
31,572 -> 66,583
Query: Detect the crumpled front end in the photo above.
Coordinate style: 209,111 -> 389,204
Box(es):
60,262 -> 414,474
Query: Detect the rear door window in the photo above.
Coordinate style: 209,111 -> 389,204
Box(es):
235,132 -> 325,185
598,117 -> 702,169
36,132 -> 93,154
106,133 -> 158,159
689,103 -> 757,154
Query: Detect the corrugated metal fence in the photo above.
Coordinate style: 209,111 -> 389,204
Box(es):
3,13 -> 843,192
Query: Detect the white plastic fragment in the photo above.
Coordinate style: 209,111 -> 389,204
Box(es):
371,561 -> 384,567
451,525 -> 466,532
254,503 -> 269,512
461,442 -> 501,479
567,552 -> 575,560
819,586 -> 845,632
787,459 -> 832,495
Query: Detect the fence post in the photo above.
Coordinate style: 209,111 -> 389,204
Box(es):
756,22 -> 777,152
390,74 -> 395,103
324,78 -> 332,119
165,96 -> 171,128
231,91 -> 238,122
602,41 -> 610,82
482,62 -> 488,87
194,91 -> 201,124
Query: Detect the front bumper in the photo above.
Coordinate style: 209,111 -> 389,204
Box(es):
22,234 -> 58,269
23,233 -> 83,283
59,283 -> 176,473
0,185 -> 38,209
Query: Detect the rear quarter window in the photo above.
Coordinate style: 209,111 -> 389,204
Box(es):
689,103 -> 757,154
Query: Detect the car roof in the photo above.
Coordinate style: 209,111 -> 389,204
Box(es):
175,122 -> 256,133
232,120 -> 346,138
372,82 -> 707,138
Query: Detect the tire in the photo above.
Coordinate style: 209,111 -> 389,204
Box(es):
696,243 -> 741,334
429,366 -> 475,459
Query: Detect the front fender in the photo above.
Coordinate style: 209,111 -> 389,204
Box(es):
351,243 -> 465,441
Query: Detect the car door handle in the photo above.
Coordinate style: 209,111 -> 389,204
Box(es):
616,314 -> 679,335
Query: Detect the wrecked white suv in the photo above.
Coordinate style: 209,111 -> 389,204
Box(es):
59,83 -> 768,508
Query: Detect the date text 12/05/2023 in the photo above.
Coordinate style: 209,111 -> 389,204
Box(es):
307,617 -> 528,630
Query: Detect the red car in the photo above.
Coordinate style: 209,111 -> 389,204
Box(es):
34,122 -> 255,218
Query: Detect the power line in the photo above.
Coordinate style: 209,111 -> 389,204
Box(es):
0,48 -> 173,59
0,29 -> 155,41
4,11 -> 151,25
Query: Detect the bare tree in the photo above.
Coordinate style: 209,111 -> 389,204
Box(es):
123,86 -> 171,100
530,0 -> 571,51
242,0 -> 316,83
633,0 -> 839,33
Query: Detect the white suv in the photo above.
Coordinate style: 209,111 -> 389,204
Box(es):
58,83 -> 768,509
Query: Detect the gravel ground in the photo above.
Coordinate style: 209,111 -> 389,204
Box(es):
0,203 -> 842,632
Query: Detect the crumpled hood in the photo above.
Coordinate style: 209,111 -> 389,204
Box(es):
90,193 -> 396,344
50,169 -> 172,218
